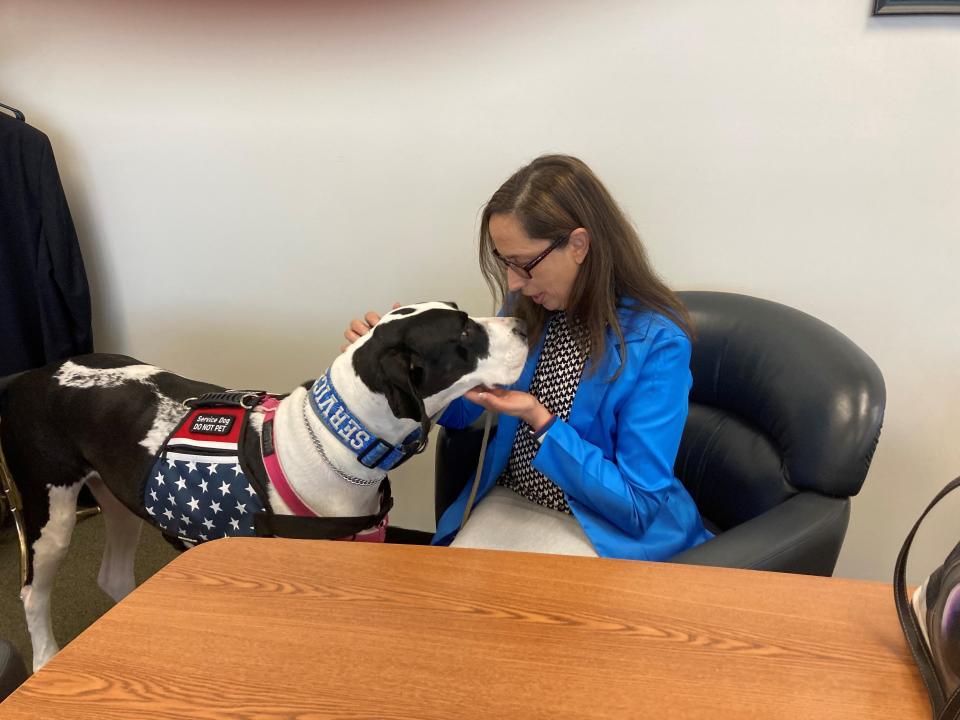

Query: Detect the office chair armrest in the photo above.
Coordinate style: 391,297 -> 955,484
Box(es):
434,421 -> 496,524
668,492 -> 851,576
0,637 -> 28,701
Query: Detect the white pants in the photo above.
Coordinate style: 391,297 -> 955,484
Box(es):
451,485 -> 599,557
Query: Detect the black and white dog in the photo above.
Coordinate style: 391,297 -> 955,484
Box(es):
0,301 -> 527,671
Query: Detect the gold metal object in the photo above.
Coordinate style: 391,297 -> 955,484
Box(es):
0,420 -> 29,589
76,507 -> 101,520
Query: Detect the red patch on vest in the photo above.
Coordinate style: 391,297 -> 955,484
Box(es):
172,407 -> 246,444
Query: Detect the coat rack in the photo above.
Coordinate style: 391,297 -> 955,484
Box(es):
0,102 -> 25,121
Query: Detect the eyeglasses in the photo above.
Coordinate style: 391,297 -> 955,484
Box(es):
491,235 -> 569,279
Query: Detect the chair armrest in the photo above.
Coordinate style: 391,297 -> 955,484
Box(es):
668,492 -> 850,576
434,421 -> 495,524
0,637 -> 28,701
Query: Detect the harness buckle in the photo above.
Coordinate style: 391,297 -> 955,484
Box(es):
382,434 -> 428,470
239,392 -> 263,409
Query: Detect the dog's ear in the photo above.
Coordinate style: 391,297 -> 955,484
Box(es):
378,348 -> 426,422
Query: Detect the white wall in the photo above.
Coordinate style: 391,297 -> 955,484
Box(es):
2,0 -> 958,583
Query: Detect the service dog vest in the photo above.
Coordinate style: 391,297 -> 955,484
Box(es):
140,392 -> 393,545
143,406 -> 265,544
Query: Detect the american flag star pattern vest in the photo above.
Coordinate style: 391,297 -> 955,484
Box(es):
142,406 -> 265,544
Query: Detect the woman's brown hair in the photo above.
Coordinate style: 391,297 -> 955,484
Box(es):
478,154 -> 693,379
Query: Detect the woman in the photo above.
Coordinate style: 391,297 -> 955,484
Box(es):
345,154 -> 711,561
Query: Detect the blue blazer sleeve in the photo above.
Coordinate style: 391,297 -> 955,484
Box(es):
530,330 -> 692,535
437,396 -> 486,430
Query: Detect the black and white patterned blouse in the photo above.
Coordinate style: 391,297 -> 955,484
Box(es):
497,311 -> 589,513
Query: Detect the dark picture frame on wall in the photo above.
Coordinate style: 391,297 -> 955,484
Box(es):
874,0 -> 960,13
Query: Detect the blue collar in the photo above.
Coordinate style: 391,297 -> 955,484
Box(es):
307,370 -> 424,471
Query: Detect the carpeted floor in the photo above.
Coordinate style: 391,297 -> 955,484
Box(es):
0,510 -> 180,677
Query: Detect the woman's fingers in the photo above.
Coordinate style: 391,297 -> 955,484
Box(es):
341,304 -> 404,352
464,386 -> 506,410
344,316 -> 373,341
463,388 -> 485,404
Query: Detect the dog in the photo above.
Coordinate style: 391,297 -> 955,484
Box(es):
0,301 -> 527,671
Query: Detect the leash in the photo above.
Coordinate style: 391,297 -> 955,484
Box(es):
460,412 -> 495,528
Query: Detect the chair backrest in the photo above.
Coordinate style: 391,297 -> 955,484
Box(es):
674,291 -> 885,533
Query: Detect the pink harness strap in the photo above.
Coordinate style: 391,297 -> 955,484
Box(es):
258,397 -> 387,543
260,398 -> 316,517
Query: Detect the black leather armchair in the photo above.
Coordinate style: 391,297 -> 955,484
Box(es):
434,291 -> 885,576
0,637 -> 28,701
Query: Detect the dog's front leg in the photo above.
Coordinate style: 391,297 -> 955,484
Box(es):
21,480 -> 83,671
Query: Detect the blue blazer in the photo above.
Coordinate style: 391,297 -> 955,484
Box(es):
433,305 -> 712,561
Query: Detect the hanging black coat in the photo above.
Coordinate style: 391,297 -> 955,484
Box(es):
0,113 -> 93,375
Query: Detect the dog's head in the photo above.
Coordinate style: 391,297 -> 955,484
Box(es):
347,301 -> 528,430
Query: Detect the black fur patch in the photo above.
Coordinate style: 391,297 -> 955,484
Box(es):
0,354 -> 224,584
351,308 -> 489,421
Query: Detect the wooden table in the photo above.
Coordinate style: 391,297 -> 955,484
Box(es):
0,538 -> 929,719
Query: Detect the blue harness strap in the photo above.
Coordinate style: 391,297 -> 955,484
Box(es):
307,371 -> 423,470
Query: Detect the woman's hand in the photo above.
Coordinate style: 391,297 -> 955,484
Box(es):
341,303 -> 401,352
464,386 -> 554,432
